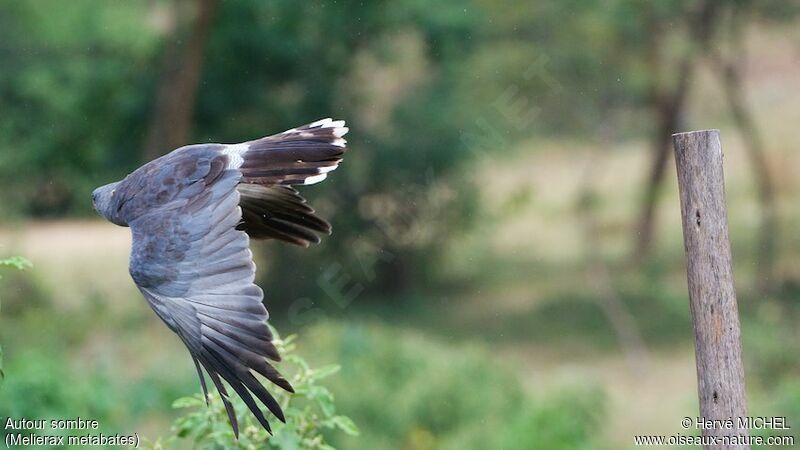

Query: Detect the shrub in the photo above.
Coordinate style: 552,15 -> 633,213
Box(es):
147,321 -> 606,449
143,328 -> 358,450
298,322 -> 606,450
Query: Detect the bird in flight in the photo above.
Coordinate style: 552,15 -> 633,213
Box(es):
92,118 -> 348,436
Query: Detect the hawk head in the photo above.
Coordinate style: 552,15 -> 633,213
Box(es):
92,182 -> 125,226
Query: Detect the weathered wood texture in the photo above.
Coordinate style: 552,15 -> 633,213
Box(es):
673,130 -> 749,450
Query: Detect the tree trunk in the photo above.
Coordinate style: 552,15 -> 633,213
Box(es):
634,59 -> 692,260
709,9 -> 777,292
143,0 -> 219,161
633,0 -> 721,261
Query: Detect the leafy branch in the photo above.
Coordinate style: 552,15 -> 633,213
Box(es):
144,327 -> 358,449
0,256 -> 32,381
0,256 -> 32,272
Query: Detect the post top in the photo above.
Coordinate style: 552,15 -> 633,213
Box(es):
672,129 -> 720,138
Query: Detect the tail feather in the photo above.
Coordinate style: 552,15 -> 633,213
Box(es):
223,118 -> 346,247
230,118 -> 348,186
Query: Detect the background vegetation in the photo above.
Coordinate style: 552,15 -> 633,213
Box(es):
1,0 -> 799,448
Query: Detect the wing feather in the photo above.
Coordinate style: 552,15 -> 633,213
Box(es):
237,185 -> 332,247
128,149 -> 291,437
118,120 -> 348,437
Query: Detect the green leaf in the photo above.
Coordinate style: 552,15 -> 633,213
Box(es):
0,256 -> 32,271
310,386 -> 336,417
151,326 -> 356,448
172,395 -> 205,409
330,416 -> 360,436
311,364 -> 341,380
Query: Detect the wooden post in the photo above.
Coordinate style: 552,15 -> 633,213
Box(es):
673,130 -> 749,449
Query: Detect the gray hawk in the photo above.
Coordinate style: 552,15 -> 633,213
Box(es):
91,118 -> 348,436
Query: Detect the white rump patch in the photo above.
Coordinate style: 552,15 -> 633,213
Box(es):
222,143 -> 249,168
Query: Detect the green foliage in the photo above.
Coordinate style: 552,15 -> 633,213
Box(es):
772,380 -> 800,433
0,348 -> 117,422
0,256 -> 31,381
0,261 -> 51,318
145,327 -> 358,450
500,388 -> 606,450
0,344 -> 196,449
140,321 -> 606,450
0,1 -> 157,217
747,378 -> 800,449
0,256 -> 32,272
5,0 -> 796,296
742,302 -> 800,386
0,0 -> 487,295
0,282 -> 202,448
192,0 -> 488,297
300,322 -> 606,450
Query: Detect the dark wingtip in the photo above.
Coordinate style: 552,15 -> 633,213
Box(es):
277,377 -> 295,394
273,405 -> 286,423
222,395 -> 240,438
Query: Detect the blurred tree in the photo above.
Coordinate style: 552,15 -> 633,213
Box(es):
708,2 -> 777,291
631,0 -> 796,290
633,0 -> 720,261
0,0 -> 489,299
1,0 -> 796,298
0,1 -> 159,216
577,131 -> 648,375
144,0 -> 219,160
182,0 -> 487,300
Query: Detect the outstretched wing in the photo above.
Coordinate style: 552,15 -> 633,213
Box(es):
122,118 -> 347,436
127,148 -> 291,437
